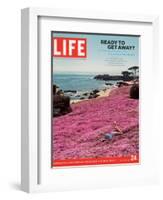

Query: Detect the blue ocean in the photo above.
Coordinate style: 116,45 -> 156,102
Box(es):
53,73 -> 117,100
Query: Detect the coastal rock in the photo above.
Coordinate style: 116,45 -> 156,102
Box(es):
94,74 -> 111,81
53,84 -> 57,94
53,95 -> 72,117
53,84 -> 72,117
88,95 -> 93,99
117,81 -> 129,87
105,82 -> 113,86
130,84 -> 139,99
88,94 -> 99,99
92,89 -> 100,94
56,89 -> 64,95
94,74 -> 133,81
64,90 -> 77,93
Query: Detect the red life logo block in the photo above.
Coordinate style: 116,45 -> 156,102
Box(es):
52,37 -> 87,58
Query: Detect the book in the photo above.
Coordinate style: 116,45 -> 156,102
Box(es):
51,31 -> 139,167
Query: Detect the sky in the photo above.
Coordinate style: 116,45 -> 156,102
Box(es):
52,32 -> 140,75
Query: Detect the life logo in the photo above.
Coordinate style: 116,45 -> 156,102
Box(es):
52,37 -> 87,58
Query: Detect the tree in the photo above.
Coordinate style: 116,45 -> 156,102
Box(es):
128,66 -> 139,79
121,71 -> 131,80
121,71 -> 130,77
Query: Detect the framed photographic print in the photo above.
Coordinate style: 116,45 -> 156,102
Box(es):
21,8 -> 159,193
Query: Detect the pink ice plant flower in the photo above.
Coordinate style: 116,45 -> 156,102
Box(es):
53,86 -> 139,160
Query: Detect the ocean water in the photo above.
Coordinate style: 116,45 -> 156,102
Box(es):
53,73 -> 118,99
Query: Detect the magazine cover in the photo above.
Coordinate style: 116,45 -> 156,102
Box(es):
51,32 -> 139,167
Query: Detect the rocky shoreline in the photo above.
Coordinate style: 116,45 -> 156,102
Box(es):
53,81 -> 139,116
54,84 -> 115,106
70,88 -> 112,104
94,74 -> 138,81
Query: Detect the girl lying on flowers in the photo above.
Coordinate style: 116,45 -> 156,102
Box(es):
104,121 -> 123,140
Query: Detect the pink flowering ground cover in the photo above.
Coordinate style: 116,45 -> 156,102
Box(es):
52,86 -> 139,160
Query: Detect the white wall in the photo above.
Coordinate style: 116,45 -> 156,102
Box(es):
0,0 -> 162,199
